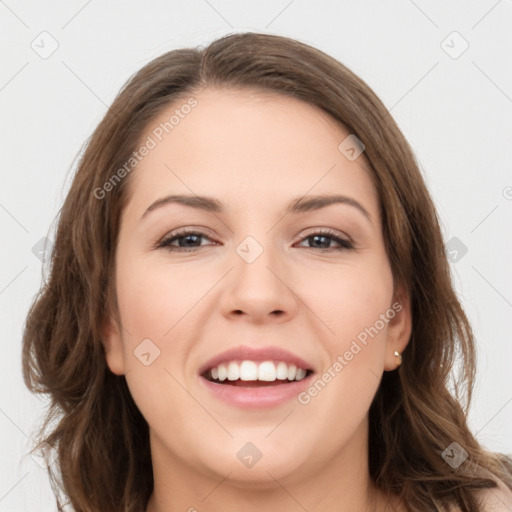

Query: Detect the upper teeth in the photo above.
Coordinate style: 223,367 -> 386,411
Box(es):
209,361 -> 308,382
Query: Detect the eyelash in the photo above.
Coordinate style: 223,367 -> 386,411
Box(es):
156,228 -> 354,253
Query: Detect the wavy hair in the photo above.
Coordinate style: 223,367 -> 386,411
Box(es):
22,32 -> 512,511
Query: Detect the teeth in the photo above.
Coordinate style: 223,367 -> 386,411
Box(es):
240,360 -> 258,380
207,360 -> 310,382
276,362 -> 288,380
227,361 -> 239,381
296,368 -> 306,380
258,361 -> 276,381
218,364 -> 227,382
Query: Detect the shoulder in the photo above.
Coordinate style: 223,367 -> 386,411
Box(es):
441,478 -> 512,512
474,478 -> 512,511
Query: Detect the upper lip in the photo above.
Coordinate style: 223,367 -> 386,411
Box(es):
198,345 -> 315,376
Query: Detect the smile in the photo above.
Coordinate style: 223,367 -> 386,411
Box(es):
204,360 -> 312,385
198,344 -> 316,408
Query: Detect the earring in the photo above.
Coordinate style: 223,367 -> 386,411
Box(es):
394,350 -> 402,367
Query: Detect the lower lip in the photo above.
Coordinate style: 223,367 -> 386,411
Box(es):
199,375 -> 314,409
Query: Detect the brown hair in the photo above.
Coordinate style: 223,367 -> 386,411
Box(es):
22,32 -> 512,512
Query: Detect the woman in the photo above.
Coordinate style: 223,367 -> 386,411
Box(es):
22,32 -> 512,511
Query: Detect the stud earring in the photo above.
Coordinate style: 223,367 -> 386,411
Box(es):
394,350 -> 402,368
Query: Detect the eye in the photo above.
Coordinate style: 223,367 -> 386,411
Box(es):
295,229 -> 354,251
157,229 -> 215,252
156,228 -> 353,253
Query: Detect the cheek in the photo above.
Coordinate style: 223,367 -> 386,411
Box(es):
289,270 -> 394,474
113,257 -> 198,432
295,258 -> 394,346
115,256 -> 203,340
113,252 -> 215,390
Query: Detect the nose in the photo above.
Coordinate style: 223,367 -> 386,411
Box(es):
220,239 -> 299,324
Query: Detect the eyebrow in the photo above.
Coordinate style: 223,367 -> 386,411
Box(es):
141,193 -> 373,223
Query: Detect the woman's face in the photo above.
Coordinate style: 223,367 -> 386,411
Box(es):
102,87 -> 411,488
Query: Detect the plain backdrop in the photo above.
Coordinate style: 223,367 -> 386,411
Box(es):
1,1 -> 511,510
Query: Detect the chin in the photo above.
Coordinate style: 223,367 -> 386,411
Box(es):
199,436 -> 311,483
208,457 -> 306,488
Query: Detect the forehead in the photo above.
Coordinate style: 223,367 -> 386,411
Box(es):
123,87 -> 379,222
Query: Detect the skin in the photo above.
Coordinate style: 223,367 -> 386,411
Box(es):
101,87 -> 412,512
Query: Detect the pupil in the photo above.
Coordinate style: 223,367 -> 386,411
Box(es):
180,234 -> 200,247
311,235 -> 329,248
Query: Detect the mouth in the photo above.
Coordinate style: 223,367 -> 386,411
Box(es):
202,360 -> 314,387
197,345 -> 316,408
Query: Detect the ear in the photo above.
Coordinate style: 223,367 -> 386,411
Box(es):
383,285 -> 412,371
100,313 -> 126,376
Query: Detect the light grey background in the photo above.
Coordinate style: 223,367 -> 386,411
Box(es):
1,1 -> 511,510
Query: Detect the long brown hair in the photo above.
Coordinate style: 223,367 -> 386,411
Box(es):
22,32 -> 512,512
